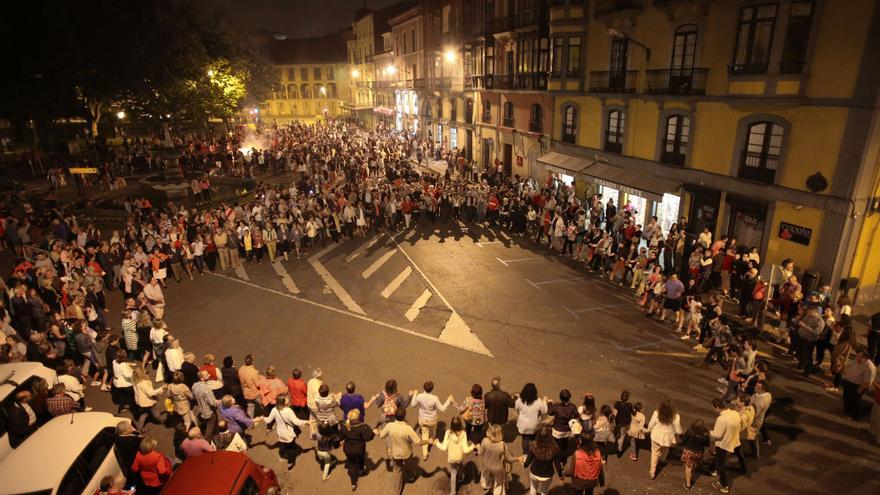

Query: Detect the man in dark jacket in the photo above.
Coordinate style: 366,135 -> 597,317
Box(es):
7,391 -> 38,448
484,376 -> 515,427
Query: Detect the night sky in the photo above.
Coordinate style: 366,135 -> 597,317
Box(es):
189,0 -> 400,38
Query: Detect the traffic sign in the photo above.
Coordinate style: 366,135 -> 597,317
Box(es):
69,167 -> 98,174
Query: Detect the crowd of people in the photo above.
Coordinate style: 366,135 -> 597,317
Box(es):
1,119 -> 879,495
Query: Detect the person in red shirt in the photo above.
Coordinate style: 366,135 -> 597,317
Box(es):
131,437 -> 171,494
287,367 -> 309,421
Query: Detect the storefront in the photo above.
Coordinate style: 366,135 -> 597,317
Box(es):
450,127 -> 458,149
725,197 -> 769,254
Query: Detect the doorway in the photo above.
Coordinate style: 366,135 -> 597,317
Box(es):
503,143 -> 513,176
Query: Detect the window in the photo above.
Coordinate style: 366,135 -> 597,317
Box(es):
287,84 -> 298,99
301,83 -> 312,99
551,38 -> 564,76
450,98 -> 457,122
740,121 -> 784,183
482,101 -> 491,123
780,1 -> 814,73
300,68 -> 309,81
327,66 -> 335,80
442,5 -> 451,33
328,83 -> 337,97
287,68 -> 296,80
503,101 -> 514,127
59,428 -> 115,495
450,127 -> 458,149
604,109 -> 625,153
561,105 -> 577,144
661,115 -> 690,166
732,3 -> 778,74
566,37 -> 581,77
529,103 -> 543,133
411,29 -> 416,51
465,98 -> 474,124
671,24 -> 698,72
313,67 -> 322,80
486,46 -> 495,75
402,32 -> 408,53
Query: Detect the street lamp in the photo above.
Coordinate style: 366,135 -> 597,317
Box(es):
320,86 -> 327,96
607,28 -> 651,61
116,111 -> 125,120
384,65 -> 398,76
351,69 -> 361,78
444,49 -> 456,63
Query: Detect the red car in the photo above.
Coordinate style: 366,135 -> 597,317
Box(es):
160,451 -> 280,494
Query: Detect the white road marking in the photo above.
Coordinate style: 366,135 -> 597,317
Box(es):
525,277 -> 586,288
308,243 -> 366,315
361,249 -> 397,279
344,233 -> 385,262
496,257 -> 542,266
234,264 -> 249,281
404,289 -> 432,321
562,302 -> 630,320
272,261 -> 300,294
381,266 -> 412,299
498,230 -> 511,241
475,241 -> 502,248
387,233 -> 492,356
209,272 -> 492,357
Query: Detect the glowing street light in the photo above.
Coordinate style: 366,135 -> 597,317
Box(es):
384,65 -> 397,76
444,50 -> 456,62
351,69 -> 361,78
320,86 -> 327,96
116,111 -> 125,120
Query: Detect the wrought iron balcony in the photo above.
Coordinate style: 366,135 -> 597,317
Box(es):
728,62 -> 769,75
502,117 -> 515,127
528,120 -> 543,133
644,68 -> 708,95
589,70 -> 638,93
473,74 -> 512,90
594,0 -> 643,17
778,60 -> 806,74
739,151 -> 778,184
515,72 -> 548,91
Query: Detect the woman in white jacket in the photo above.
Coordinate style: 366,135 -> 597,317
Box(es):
434,416 -> 475,495
647,399 -> 682,480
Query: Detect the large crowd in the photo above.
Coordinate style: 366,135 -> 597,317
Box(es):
1,120 -> 879,495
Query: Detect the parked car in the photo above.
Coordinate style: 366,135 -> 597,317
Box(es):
160,451 -> 280,494
0,362 -> 57,462
0,412 -> 127,495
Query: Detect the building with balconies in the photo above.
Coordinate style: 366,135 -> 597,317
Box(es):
540,0 -> 880,303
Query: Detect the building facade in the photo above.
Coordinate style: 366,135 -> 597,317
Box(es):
539,0 -> 880,302
261,33 -> 353,123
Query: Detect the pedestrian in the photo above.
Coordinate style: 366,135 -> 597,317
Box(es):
433,415 -> 475,494
547,389 -> 578,468
627,402 -> 648,461
238,354 -> 263,417
484,376 -> 515,427
514,382 -> 547,456
611,390 -> 634,457
563,430 -> 605,495
167,371 -> 196,432
341,408 -> 375,491
409,380 -> 453,461
522,424 -> 563,495
192,370 -> 219,438
457,383 -> 487,444
264,394 -> 308,470
287,367 -> 309,421
841,350 -> 877,420
479,424 -> 516,495
131,436 -> 172,495
258,366 -> 287,414
710,398 -> 744,494
646,399 -> 682,480
680,419 -> 710,490
378,408 -> 427,494
180,426 -> 215,459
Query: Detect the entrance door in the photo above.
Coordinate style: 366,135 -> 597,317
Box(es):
688,192 -> 719,235
670,25 -> 698,91
482,138 -> 491,171
727,203 -> 767,254
503,143 -> 513,176
466,130 -> 473,160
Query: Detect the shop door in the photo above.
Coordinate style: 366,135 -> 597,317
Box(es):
727,204 -> 767,254
688,192 -> 719,235
503,143 -> 513,175
482,138 -> 491,170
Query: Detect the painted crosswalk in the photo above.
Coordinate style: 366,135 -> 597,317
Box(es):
309,244 -> 366,315
344,233 -> 384,262
361,249 -> 397,279
272,261 -> 300,295
380,266 -> 412,299
404,289 -> 432,321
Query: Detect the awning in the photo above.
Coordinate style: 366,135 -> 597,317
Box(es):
536,152 -> 594,175
582,161 -> 681,202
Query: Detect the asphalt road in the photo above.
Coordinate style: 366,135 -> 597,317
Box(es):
55,222 -> 880,494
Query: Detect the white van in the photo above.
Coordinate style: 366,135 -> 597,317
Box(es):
0,362 -> 57,462
0,412 -> 126,495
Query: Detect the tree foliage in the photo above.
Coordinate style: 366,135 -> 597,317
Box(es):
0,0 -> 277,139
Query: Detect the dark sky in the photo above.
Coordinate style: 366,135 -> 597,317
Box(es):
189,0 -> 399,38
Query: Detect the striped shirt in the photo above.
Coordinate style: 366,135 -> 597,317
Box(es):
47,394 -> 79,417
192,381 -> 219,420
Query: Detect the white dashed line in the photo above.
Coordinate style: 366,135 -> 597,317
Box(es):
361,249 -> 397,279
308,243 -> 366,315
344,233 -> 384,262
381,266 -> 412,299
404,289 -> 432,321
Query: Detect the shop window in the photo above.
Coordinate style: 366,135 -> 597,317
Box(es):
482,101 -> 491,123
661,115 -> 690,166
561,105 -> 577,144
780,1 -> 815,73
604,109 -> 625,153
739,121 -> 784,183
731,3 -> 778,74
529,103 -> 543,133
503,101 -> 514,127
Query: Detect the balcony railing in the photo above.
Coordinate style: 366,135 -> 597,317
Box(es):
644,68 -> 708,95
489,15 -> 514,33
589,70 -> 638,93
529,120 -> 542,133
515,7 -> 545,28
594,0 -> 644,17
481,112 -> 491,123
660,147 -> 686,166
515,72 -> 548,91
464,76 -> 474,89
728,62 -> 769,75
739,151 -> 778,183
502,117 -> 515,127
604,139 -> 623,154
779,60 -> 806,74
473,74 -> 513,90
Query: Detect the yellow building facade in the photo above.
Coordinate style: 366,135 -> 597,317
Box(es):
542,0 -> 880,303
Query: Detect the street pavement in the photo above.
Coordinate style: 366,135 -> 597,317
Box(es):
73,221 -> 880,494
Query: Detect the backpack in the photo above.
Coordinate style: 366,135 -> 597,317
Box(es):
382,393 -> 398,417
469,398 -> 486,425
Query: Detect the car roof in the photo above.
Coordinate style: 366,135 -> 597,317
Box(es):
0,412 -> 123,493
0,363 -> 57,402
161,451 -> 251,494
